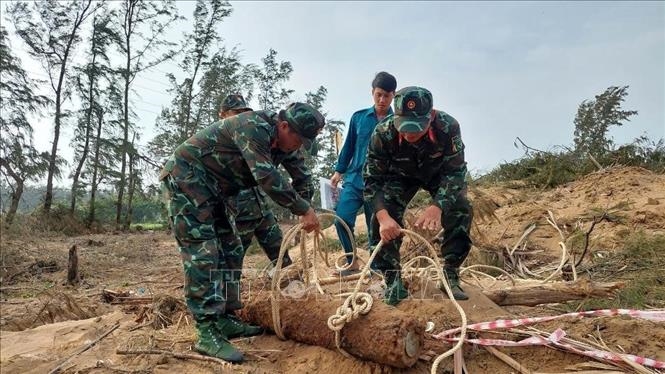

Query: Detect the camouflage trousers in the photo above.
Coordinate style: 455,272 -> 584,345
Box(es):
236,212 -> 285,267
161,174 -> 245,321
369,182 -> 473,285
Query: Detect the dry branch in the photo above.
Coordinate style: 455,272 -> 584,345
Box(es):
484,346 -> 533,374
48,323 -> 119,374
483,279 -> 624,306
116,349 -> 234,370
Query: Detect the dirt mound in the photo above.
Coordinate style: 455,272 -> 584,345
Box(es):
0,311 -> 127,374
474,166 -> 665,257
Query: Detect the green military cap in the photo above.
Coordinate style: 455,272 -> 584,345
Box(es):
283,102 -> 325,155
221,94 -> 252,112
394,86 -> 433,133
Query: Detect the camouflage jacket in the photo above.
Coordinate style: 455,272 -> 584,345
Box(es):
227,187 -> 270,223
363,110 -> 468,213
161,110 -> 313,216
229,177 -> 314,223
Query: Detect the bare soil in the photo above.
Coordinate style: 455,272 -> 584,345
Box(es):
1,166 -> 664,373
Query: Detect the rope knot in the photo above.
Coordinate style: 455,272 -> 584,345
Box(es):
326,292 -> 373,332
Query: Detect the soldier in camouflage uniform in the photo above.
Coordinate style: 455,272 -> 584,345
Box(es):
363,86 -> 473,305
161,102 -> 324,362
218,94 -> 252,118
219,95 -> 294,271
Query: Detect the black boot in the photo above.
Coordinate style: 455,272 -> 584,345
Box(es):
439,267 -> 468,300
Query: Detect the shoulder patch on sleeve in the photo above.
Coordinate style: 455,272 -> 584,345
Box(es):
452,135 -> 463,153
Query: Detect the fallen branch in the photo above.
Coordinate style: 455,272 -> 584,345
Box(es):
484,346 -> 533,374
110,297 -> 153,305
116,349 -> 233,369
48,323 -> 119,374
483,279 -> 624,306
0,285 -> 54,292
588,152 -> 603,171
509,223 -> 537,256
574,214 -> 608,268
129,322 -> 152,332
101,289 -> 153,304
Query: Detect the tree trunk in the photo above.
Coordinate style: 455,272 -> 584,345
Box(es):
123,134 -> 136,230
482,279 -> 624,307
6,180 -> 24,225
117,11 -> 133,227
43,92 -> 62,214
238,292 -> 424,368
0,158 -> 24,225
87,110 -> 103,227
116,66 -> 129,227
70,102 -> 94,215
70,29 -> 98,215
44,0 -> 93,213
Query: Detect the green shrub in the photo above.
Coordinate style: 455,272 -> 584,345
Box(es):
571,231 -> 665,310
478,136 -> 664,189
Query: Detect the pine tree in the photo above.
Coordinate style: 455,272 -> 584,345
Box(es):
253,49 -> 294,111
116,0 -> 181,229
86,82 -> 123,227
179,0 -> 232,137
573,86 -> 638,158
0,27 -> 51,224
70,11 -> 121,215
8,0 -> 102,213
150,48 -> 255,160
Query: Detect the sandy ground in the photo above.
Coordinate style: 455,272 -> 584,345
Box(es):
1,166 -> 664,373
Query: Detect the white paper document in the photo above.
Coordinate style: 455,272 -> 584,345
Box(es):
319,178 -> 342,210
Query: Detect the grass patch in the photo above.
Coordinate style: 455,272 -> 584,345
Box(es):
569,231 -> 665,310
130,222 -> 167,231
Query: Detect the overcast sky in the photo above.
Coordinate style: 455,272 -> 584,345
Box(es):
8,1 -> 665,179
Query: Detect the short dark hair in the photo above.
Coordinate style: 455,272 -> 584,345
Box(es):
277,109 -> 287,123
372,71 -> 397,92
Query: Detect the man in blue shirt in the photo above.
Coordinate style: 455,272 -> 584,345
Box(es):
330,72 -> 397,275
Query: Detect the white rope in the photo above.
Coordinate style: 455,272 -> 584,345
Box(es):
270,212 -> 361,340
270,218 -> 469,372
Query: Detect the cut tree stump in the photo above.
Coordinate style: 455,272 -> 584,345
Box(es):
482,279 -> 624,306
238,291 -> 424,368
67,245 -> 80,285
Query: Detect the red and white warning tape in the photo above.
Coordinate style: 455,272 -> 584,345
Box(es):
432,309 -> 665,369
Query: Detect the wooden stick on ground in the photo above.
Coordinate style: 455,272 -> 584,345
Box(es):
482,280 -> 623,306
48,323 -> 120,374
116,349 -> 233,369
484,346 -> 533,374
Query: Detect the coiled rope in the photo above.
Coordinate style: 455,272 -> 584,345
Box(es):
270,212 -> 355,339
266,210 -> 580,373
268,215 -> 487,373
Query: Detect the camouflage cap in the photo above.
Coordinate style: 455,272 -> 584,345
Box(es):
394,86 -> 433,133
283,102 -> 325,155
221,94 -> 252,112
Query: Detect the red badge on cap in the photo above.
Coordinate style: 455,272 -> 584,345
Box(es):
407,100 -> 416,110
